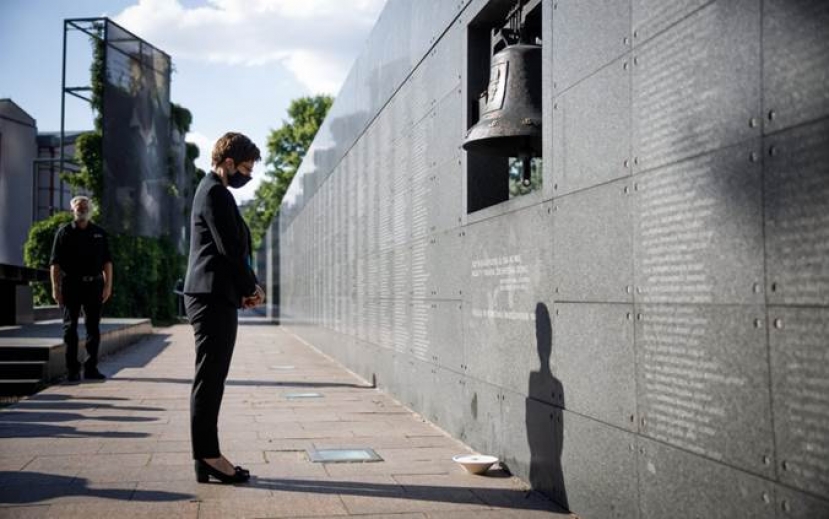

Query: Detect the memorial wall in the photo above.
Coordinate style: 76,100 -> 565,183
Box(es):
279,0 -> 829,517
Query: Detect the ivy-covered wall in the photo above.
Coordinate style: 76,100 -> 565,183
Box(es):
24,22 -> 200,324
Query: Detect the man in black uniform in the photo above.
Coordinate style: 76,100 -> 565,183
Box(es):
50,196 -> 113,381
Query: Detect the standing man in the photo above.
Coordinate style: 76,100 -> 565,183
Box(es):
50,195 -> 113,381
184,132 -> 264,484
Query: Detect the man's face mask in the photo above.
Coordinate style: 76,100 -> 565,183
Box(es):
228,163 -> 252,189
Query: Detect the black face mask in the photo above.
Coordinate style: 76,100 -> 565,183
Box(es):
228,168 -> 251,189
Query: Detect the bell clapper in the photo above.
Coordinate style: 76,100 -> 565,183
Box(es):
521,154 -> 532,187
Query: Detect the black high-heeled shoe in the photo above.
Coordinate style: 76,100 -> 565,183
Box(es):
194,459 -> 251,484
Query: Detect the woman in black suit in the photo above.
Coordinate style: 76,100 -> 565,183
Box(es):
183,132 -> 264,483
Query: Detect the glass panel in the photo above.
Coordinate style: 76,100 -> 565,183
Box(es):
509,157 -> 543,199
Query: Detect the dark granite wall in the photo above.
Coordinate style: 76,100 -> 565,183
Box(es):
279,1 -> 829,517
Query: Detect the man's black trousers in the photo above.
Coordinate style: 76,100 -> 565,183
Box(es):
185,294 -> 238,460
62,279 -> 103,374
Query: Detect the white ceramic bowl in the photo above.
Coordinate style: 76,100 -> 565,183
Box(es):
452,454 -> 499,475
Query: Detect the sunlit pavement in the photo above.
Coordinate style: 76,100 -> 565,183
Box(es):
0,323 -> 571,518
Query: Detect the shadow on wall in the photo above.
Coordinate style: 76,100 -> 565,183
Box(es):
526,302 -> 569,510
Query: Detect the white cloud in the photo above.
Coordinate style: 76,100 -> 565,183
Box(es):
283,51 -> 348,96
113,0 -> 386,94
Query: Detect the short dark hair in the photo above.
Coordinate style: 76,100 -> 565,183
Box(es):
211,132 -> 261,167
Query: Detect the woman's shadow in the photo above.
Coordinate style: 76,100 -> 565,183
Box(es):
525,302 -> 569,510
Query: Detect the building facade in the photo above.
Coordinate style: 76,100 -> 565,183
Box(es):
0,99 -> 37,266
279,1 -> 829,517
34,131 -> 81,221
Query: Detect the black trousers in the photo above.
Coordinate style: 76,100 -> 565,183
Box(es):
185,294 -> 238,460
62,279 -> 103,373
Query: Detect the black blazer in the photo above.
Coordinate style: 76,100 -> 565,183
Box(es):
184,172 -> 257,307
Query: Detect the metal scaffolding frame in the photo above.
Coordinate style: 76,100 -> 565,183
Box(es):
58,17 -> 172,192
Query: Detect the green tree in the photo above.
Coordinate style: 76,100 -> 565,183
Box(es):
24,211 -> 74,305
244,95 -> 333,248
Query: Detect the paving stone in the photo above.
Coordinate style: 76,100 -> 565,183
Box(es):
197,494 -> 348,518
0,505 -> 51,518
44,502 -> 199,519
0,325 -> 563,516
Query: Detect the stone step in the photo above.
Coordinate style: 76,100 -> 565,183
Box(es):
0,347 -> 49,362
0,379 -> 43,397
0,361 -> 47,380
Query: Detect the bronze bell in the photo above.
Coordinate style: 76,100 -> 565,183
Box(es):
462,41 -> 542,159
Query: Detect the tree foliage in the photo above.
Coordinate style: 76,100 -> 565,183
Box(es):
62,131 -> 104,201
171,103 -> 193,134
244,95 -> 333,248
106,234 -> 182,323
23,212 -> 74,305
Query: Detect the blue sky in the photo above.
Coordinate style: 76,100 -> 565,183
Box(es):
0,0 -> 385,202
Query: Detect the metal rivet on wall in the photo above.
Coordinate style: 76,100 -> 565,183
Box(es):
637,313 -> 643,320
782,500 -> 791,513
768,110 -> 776,121
754,319 -> 762,328
750,152 -> 759,163
753,282 -> 761,293
623,61 -> 629,70
774,318 -> 784,330
762,455 -> 770,465
769,146 -> 778,157
749,117 -> 758,128
623,37 -> 629,46
781,460 -> 789,471
627,312 -> 633,320
633,30 -> 639,39
624,159 -> 630,168
762,492 -> 770,504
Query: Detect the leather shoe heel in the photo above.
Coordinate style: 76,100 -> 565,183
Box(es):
194,460 -> 250,484
195,461 -> 210,483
